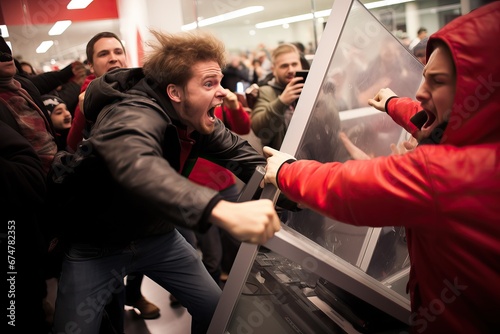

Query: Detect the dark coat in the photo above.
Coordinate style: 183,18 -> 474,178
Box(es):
62,68 -> 265,244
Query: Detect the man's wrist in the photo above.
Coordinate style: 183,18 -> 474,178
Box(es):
276,158 -> 296,189
384,96 -> 398,113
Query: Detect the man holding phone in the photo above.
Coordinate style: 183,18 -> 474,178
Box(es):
251,43 -> 305,149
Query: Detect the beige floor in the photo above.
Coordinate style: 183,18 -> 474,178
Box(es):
46,276 -> 192,333
124,276 -> 192,334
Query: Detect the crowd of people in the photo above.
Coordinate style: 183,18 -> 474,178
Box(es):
1,1 -> 499,333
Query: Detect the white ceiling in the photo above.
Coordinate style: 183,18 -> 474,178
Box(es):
5,0 -> 338,70
7,19 -> 121,69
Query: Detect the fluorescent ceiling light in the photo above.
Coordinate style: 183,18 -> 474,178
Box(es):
48,20 -> 72,36
256,9 -> 330,29
182,6 -> 264,31
67,0 -> 93,9
255,0 -> 414,29
0,25 -> 9,38
364,0 -> 414,9
36,41 -> 54,53
6,41 -> 12,51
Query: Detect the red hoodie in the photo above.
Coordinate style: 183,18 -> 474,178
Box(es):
277,3 -> 500,333
66,74 -> 95,151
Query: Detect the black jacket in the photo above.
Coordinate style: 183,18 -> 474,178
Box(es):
71,68 -> 265,244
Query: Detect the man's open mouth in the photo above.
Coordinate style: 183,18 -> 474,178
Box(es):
208,105 -> 220,120
422,109 -> 437,130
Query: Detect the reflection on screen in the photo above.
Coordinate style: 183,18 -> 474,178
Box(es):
283,0 -> 423,294
227,249 -> 408,334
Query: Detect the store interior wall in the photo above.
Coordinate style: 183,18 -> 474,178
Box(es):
1,0 -> 473,80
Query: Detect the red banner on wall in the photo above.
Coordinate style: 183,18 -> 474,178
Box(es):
0,0 -> 119,26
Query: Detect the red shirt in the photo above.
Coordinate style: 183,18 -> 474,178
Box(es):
188,103 -> 250,191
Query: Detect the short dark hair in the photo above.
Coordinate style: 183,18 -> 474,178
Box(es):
20,61 -> 36,75
413,37 -> 429,56
417,27 -> 427,35
86,32 -> 125,65
293,42 -> 306,53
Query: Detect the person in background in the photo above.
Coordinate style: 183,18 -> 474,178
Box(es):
221,52 -> 250,92
251,43 -> 304,150
0,121 -> 50,333
38,98 -> 73,326
409,27 -> 428,50
256,47 -> 272,80
67,32 -> 123,151
47,62 -> 87,116
292,41 -> 311,70
15,58 -> 86,114
20,60 -> 37,75
0,35 -> 57,175
52,29 -> 280,334
412,37 -> 429,65
41,95 -> 72,151
0,33 -> 56,333
263,3 -> 500,333
250,57 -> 264,85
62,31 -> 161,321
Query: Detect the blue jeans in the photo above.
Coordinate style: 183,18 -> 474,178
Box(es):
177,185 -> 240,284
53,230 -> 221,334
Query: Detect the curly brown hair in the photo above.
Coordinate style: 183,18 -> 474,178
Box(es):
143,30 -> 226,89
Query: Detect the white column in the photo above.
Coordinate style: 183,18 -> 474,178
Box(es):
405,2 -> 419,40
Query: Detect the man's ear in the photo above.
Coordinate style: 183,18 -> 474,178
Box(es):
167,84 -> 181,102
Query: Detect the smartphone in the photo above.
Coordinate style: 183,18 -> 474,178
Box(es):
295,70 -> 309,82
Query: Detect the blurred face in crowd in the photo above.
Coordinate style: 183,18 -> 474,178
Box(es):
0,53 -> 15,78
414,49 -> 427,65
416,44 -> 456,139
167,60 -> 227,135
21,63 -> 35,75
50,103 -> 72,132
272,51 -> 302,86
89,37 -> 127,77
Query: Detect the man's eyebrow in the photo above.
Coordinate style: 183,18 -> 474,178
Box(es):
424,69 -> 451,77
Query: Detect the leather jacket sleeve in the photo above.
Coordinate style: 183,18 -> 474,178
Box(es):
88,98 -> 265,231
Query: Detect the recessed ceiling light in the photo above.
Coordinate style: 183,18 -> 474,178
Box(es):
67,0 -> 93,9
48,20 -> 72,36
36,41 -> 54,53
364,0 -> 414,10
182,6 -> 264,31
0,25 -> 9,38
255,1 -> 415,29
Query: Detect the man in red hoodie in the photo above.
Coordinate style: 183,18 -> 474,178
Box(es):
264,2 -> 500,333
